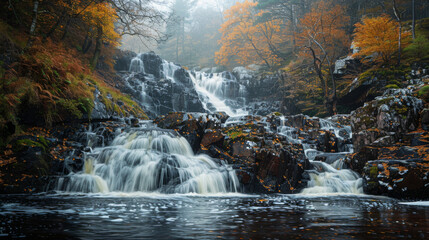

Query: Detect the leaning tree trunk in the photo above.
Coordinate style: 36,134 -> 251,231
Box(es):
25,0 -> 39,49
90,26 -> 103,70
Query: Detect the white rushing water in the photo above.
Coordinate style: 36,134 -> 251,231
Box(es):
188,72 -> 247,116
129,53 -> 145,73
127,53 -> 248,117
57,128 -> 239,194
277,116 -> 363,195
162,59 -> 181,83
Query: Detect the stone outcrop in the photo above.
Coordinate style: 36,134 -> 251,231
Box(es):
351,88 -> 423,153
363,147 -> 429,200
348,85 -> 429,199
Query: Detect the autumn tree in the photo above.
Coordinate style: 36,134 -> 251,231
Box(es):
353,15 -> 411,64
296,1 -> 350,116
215,0 -> 285,69
77,2 -> 121,68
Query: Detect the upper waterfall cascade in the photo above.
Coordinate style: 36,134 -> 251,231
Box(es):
124,53 -> 248,117
57,125 -> 240,194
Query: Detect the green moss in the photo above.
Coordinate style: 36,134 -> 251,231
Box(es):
101,90 -> 147,119
377,97 -> 394,106
418,85 -> 429,102
385,84 -> 400,89
358,69 -> 377,83
57,99 -> 83,119
394,105 -> 408,115
15,139 -> 46,152
418,85 -> 429,96
37,136 -> 49,148
369,165 -> 378,179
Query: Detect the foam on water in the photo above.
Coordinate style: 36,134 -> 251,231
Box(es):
277,116 -> 363,195
57,128 -> 239,194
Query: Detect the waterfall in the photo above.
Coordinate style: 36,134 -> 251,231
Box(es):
162,60 -> 181,82
125,52 -> 248,117
57,128 -> 239,194
278,116 -> 363,195
129,53 -> 145,73
188,73 -> 234,116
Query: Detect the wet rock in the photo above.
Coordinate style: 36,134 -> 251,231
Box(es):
0,135 -> 77,193
346,146 -> 380,174
119,70 -> 205,118
141,51 -> 163,78
155,112 -> 222,152
351,88 -> 423,152
214,112 -> 229,123
113,50 -> 136,72
421,108 -> 429,131
363,158 -> 429,200
200,129 -> 225,149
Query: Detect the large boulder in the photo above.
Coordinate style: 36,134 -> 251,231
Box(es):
363,157 -> 429,200
119,71 -> 205,117
141,51 -> 163,78
155,112 -> 222,152
351,88 -> 423,152
113,50 -> 136,72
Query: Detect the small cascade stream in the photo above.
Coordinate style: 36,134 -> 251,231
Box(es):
57,124 -> 239,194
278,116 -> 363,195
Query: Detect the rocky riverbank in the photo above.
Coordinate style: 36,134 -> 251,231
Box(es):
1,51 -> 428,200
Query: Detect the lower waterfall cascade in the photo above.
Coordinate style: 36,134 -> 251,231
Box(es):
56,125 -> 240,194
277,116 -> 363,195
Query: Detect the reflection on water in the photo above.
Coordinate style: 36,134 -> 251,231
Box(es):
0,194 -> 428,239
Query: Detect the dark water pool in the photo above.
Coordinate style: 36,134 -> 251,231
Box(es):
1,193 -> 428,239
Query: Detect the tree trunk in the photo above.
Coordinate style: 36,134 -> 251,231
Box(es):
25,0 -> 39,49
61,17 -> 72,40
329,66 -> 337,116
176,25 -> 179,62
43,10 -> 67,42
90,26 -> 103,70
82,31 -> 93,54
181,17 -> 185,63
412,0 -> 416,40
290,5 -> 296,52
393,0 -> 402,66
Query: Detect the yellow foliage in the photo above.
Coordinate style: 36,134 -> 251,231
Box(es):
79,2 -> 120,47
353,15 -> 412,63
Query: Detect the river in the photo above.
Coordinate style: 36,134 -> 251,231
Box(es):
1,193 -> 428,239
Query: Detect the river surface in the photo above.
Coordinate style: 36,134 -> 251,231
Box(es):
1,193 -> 428,239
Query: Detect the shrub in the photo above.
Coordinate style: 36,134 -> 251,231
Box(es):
418,85 -> 429,102
404,35 -> 429,60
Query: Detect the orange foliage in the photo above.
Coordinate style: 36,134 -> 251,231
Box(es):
296,1 -> 350,66
215,0 -> 284,68
353,15 -> 412,63
295,1 -> 350,113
